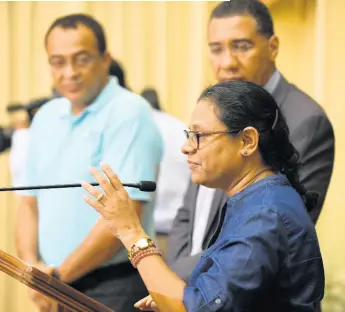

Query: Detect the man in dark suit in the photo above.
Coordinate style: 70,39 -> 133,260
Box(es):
167,0 -> 334,289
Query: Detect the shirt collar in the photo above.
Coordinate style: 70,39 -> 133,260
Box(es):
59,76 -> 120,118
263,70 -> 281,95
226,174 -> 289,217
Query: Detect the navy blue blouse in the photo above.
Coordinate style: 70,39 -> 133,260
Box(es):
183,175 -> 324,312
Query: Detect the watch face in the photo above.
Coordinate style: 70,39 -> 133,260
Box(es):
137,238 -> 149,249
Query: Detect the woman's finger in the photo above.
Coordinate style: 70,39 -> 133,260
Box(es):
82,194 -> 105,215
134,297 -> 146,308
89,166 -> 114,195
81,181 -> 104,199
134,295 -> 150,308
146,297 -> 154,306
134,295 -> 159,311
149,300 -> 158,310
100,162 -> 125,192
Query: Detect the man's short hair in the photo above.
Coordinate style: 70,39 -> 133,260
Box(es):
45,13 -> 107,54
210,0 -> 274,38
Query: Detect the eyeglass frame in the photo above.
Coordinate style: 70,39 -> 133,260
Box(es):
183,129 -> 240,150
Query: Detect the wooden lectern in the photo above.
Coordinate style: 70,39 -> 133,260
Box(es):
0,249 -> 114,312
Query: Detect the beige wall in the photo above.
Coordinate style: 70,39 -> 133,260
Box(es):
0,1 -> 345,311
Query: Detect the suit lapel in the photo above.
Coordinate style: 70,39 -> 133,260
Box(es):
187,183 -> 200,254
202,189 -> 228,246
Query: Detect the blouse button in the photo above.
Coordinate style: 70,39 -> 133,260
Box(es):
215,298 -> 222,305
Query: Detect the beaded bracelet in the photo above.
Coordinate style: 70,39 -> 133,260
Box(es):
131,247 -> 162,268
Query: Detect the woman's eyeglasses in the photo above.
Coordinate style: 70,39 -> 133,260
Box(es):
183,129 -> 238,150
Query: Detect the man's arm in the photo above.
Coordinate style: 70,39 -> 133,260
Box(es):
15,196 -> 39,264
58,200 -> 143,283
16,196 -> 54,311
290,115 -> 335,223
15,103 -> 44,263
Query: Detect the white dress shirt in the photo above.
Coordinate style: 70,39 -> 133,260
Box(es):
190,70 -> 281,255
152,110 -> 191,234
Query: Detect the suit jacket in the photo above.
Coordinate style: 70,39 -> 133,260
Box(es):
166,74 -> 335,282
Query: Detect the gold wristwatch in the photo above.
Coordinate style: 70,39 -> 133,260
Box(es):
128,237 -> 156,261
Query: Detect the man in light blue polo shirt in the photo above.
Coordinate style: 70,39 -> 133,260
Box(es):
15,14 -> 163,312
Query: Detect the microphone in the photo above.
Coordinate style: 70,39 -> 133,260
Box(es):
0,181 -> 156,192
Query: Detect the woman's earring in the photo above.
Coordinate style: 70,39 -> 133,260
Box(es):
242,150 -> 248,156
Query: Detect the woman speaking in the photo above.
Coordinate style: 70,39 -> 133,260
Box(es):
82,80 -> 324,312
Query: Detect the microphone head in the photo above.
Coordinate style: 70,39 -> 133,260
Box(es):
139,181 -> 156,192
